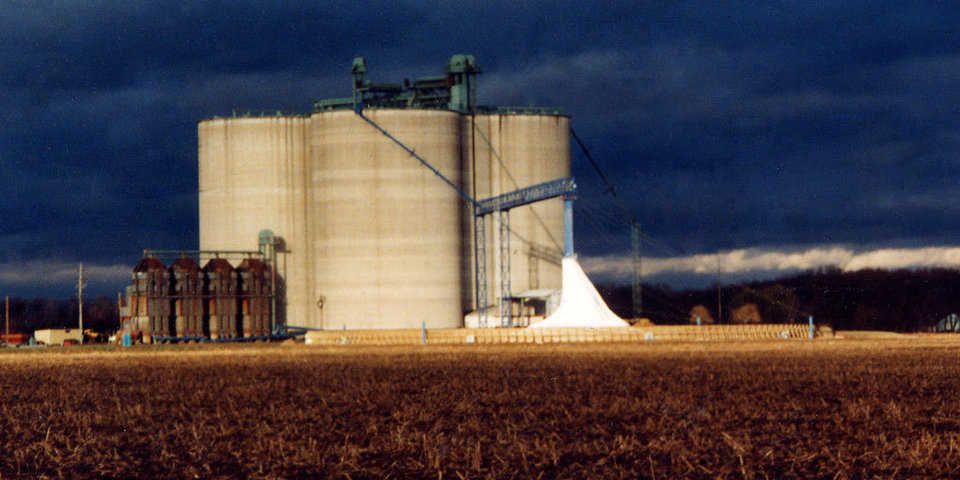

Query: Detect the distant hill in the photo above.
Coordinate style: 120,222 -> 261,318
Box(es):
598,267 -> 960,332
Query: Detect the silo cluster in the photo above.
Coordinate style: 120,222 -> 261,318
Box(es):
196,55 -> 570,331
119,256 -> 272,343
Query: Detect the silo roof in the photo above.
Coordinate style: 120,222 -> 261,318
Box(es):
236,258 -> 268,273
133,257 -> 166,272
202,258 -> 235,273
171,257 -> 201,272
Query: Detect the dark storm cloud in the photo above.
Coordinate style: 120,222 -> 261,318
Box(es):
545,16 -> 960,258
0,1 -> 958,295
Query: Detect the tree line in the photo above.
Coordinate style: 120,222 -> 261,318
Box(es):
7,267 -> 960,334
599,267 -> 960,332
0,296 -> 119,334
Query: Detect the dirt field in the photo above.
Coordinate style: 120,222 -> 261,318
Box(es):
2,336 -> 960,479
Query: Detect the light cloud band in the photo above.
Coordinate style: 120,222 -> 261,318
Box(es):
581,245 -> 960,282
0,261 -> 130,287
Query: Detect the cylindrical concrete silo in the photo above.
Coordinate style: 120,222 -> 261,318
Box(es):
463,113 -> 571,313
198,116 -> 310,328
309,109 -> 465,330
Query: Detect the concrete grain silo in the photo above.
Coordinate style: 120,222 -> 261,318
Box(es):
464,113 -> 570,312
309,109 -> 465,330
198,115 -> 310,328
196,55 -> 571,331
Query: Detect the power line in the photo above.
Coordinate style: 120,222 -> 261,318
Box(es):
571,127 -> 645,319
473,119 -> 564,252
570,128 -> 635,225
569,131 -> 813,323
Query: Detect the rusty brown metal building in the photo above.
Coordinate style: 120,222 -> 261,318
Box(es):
121,254 -> 273,343
131,257 -> 171,343
203,258 -> 239,340
171,257 -> 203,337
237,258 -> 271,338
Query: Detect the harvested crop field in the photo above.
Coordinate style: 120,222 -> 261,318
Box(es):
3,337 -> 960,479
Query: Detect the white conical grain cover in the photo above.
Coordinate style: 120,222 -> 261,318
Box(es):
528,256 -> 630,328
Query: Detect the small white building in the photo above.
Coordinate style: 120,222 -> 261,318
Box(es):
463,289 -> 560,328
34,328 -> 82,346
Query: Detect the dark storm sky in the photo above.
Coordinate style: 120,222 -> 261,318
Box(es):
1,1 -> 959,296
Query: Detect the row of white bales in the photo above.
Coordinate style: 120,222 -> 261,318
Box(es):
199,109 -> 571,330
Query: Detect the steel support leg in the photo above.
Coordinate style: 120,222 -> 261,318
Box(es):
499,210 -> 511,327
563,196 -> 575,257
475,215 -> 488,328
632,221 -> 642,319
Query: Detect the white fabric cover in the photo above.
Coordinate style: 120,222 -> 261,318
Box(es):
528,256 -> 630,328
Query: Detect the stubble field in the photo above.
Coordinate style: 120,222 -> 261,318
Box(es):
2,336 -> 960,479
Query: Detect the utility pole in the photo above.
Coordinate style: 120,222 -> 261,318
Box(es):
4,296 -> 9,338
631,222 -> 642,319
716,255 -> 722,324
78,264 -> 84,345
